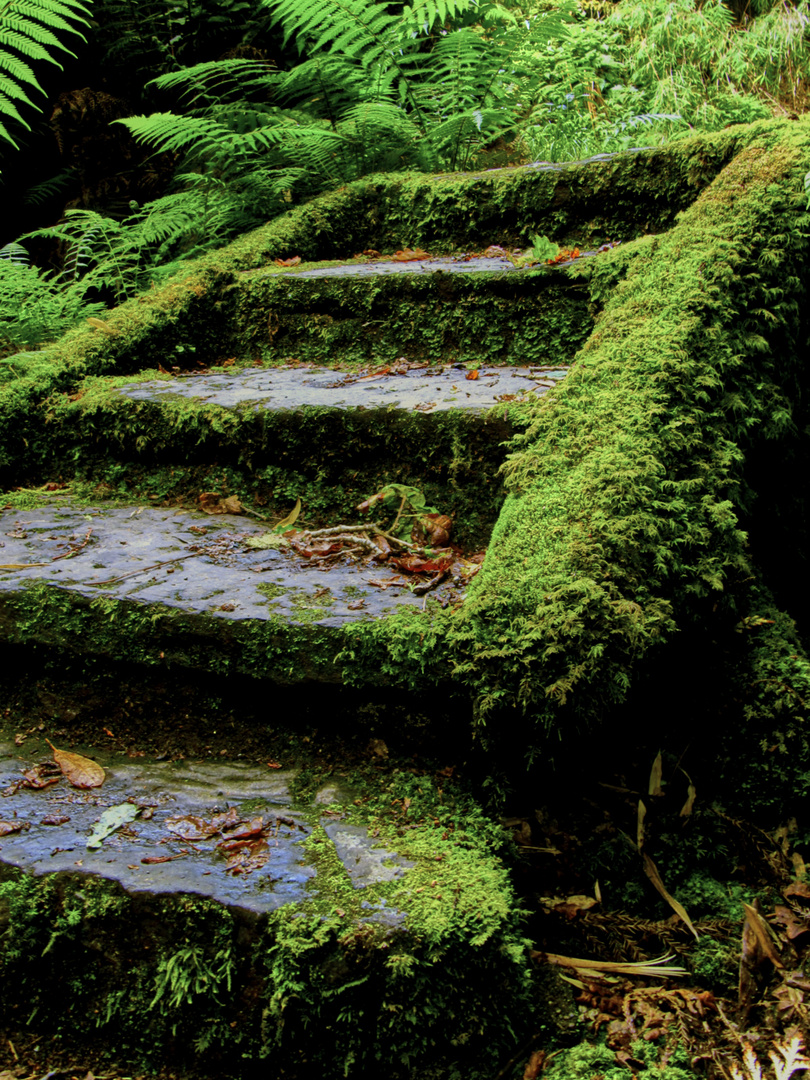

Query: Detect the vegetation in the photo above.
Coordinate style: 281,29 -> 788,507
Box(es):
1,0 -> 810,355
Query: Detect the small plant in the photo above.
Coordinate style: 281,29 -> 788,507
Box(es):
729,1035 -> 810,1080
356,483 -> 438,541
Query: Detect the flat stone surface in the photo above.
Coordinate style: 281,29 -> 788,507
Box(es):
117,363 -> 568,414
0,740 -> 313,911
0,740 -> 409,918
274,254 -> 589,279
0,501 -> 469,623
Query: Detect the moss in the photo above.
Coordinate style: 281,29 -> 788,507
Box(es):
0,765 -> 534,1078
447,118 -> 810,782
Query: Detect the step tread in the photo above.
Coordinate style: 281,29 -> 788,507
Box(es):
116,363 -> 568,413
0,501 -> 472,623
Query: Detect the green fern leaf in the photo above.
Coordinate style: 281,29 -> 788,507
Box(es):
0,0 -> 89,151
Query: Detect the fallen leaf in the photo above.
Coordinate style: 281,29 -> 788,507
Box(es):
141,852 -> 188,864
0,820 -> 26,836
198,492 -> 243,515
221,836 -> 269,875
47,740 -> 105,789
773,904 -> 810,940
274,498 -> 302,533
741,901 -> 784,968
392,247 -> 430,261
391,552 -> 453,574
86,803 -> 139,849
41,815 -> 70,826
275,256 -> 301,267
643,853 -> 699,940
412,513 -> 452,547
465,369 -> 479,381
166,807 -> 239,841
266,761 -> 282,769
219,816 -> 265,842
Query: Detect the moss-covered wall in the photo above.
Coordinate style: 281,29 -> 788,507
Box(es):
442,119 -> 810,800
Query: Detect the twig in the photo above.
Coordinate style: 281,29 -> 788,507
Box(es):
93,551 -> 198,586
389,495 -> 408,536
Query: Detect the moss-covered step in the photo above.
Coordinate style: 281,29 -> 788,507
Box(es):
0,738 -> 530,1078
33,363 -> 567,545
224,252 -> 595,366
0,499 -> 472,685
0,126 -> 754,485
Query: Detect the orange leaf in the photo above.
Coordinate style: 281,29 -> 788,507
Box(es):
275,256 -> 301,267
47,740 -> 105,789
392,247 -> 430,262
465,369 -> 479,380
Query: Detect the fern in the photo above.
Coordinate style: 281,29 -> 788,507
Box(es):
0,0 -> 90,152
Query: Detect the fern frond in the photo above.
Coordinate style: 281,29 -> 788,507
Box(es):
0,241 -> 29,263
403,0 -> 477,34
115,112 -> 236,157
150,58 -> 280,106
0,0 -> 90,150
267,0 -> 399,66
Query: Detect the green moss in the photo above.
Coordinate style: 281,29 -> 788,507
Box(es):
447,118 -> 810,783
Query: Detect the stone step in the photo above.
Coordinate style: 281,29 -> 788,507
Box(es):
0,498 -> 474,684
37,362 -> 567,547
0,735 -> 524,1077
224,252 -> 595,367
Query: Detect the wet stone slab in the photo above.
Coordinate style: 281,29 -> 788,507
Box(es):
116,363 -> 568,414
0,502 -> 470,623
0,739 -> 407,920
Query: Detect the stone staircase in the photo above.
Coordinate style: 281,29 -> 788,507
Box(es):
3,120 -> 809,1079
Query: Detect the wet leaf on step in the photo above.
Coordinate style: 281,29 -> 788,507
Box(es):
392,247 -> 430,261
219,816 -> 265,842
0,820 -> 27,836
165,806 -> 240,841
220,836 -> 269,875
465,369 -> 479,381
41,814 -> 71,826
275,256 -> 301,267
412,513 -> 452,547
47,740 -> 105,789
20,763 -> 62,790
245,532 -> 291,550
391,551 -> 453,575
198,492 -> 243,515
86,802 -> 139,849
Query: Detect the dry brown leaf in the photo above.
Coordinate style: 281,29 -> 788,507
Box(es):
679,770 -> 697,817
637,797 -> 647,852
741,901 -> 784,968
165,806 -> 239,841
46,740 -> 105,789
643,853 -> 699,940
